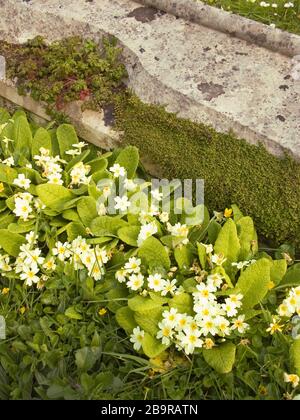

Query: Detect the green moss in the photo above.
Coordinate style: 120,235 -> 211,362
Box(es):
116,96 -> 300,246
1,37 -> 299,246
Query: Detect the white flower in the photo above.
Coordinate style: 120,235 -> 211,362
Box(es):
13,174 -> 31,190
271,3 -> 278,7
115,269 -> 128,283
231,315 -> 249,334
177,329 -> 203,355
222,301 -> 238,317
215,316 -> 231,336
114,195 -> 131,212
25,231 -> 37,246
43,257 -> 57,271
159,212 -> 169,223
148,273 -> 167,292
127,273 -> 144,291
207,273 -> 223,289
137,222 -> 158,246
151,189 -> 163,201
124,257 -> 141,274
226,294 -> 243,308
284,373 -> 299,388
47,172 -> 63,185
97,202 -> 107,216
13,197 -> 33,221
211,253 -> 227,266
102,186 -> 112,199
198,317 -> 218,336
156,320 -> 175,345
19,245 -> 44,266
20,265 -> 40,286
70,162 -> 91,186
109,163 -> 126,178
175,313 -> 192,331
167,222 -> 189,240
161,279 -> 177,296
72,141 -> 87,150
202,243 -> 213,254
66,149 -> 81,156
193,283 -> 217,302
284,2 -> 294,8
0,255 -> 12,272
260,1 -> 270,6
2,156 -> 14,167
124,178 -> 136,191
162,308 -> 179,328
277,303 -> 294,317
52,241 -> 71,261
130,326 -> 145,351
232,260 -> 251,270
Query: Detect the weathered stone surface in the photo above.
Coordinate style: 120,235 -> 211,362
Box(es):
0,0 -> 299,158
138,0 -> 300,57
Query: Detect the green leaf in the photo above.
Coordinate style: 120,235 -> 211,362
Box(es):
56,124 -> 78,160
0,213 -> 15,229
231,204 -> 244,222
207,220 -> 221,244
290,339 -> 300,376
197,242 -> 207,269
169,293 -> 193,315
235,258 -> 271,309
174,245 -> 193,269
62,209 -> 80,222
134,307 -> 164,336
237,216 -> 258,260
65,307 -> 83,320
203,342 -> 236,374
13,115 -> 32,159
142,333 -> 167,358
0,107 -> 10,124
280,263 -> 300,286
214,218 -> 240,276
138,237 -> 170,270
117,226 -> 140,247
0,163 -> 18,185
270,259 -> 287,286
87,157 -> 108,174
8,221 -> 35,234
115,146 -> 139,178
36,184 -> 75,211
116,306 -> 137,333
0,229 -> 26,257
90,216 -> 128,236
66,221 -> 87,241
77,197 -> 97,227
128,295 -> 162,312
32,127 -> 52,157
106,285 -> 128,312
75,347 -> 100,371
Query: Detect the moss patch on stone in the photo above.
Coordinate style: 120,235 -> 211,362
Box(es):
1,36 -> 299,246
116,96 -> 300,246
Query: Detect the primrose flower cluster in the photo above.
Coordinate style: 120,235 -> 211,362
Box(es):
0,233 -> 110,288
129,268 -> 249,355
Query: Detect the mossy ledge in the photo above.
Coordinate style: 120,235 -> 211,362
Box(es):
0,36 -> 299,247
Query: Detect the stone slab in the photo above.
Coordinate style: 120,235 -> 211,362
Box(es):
0,0 -> 299,157
138,0 -> 300,57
